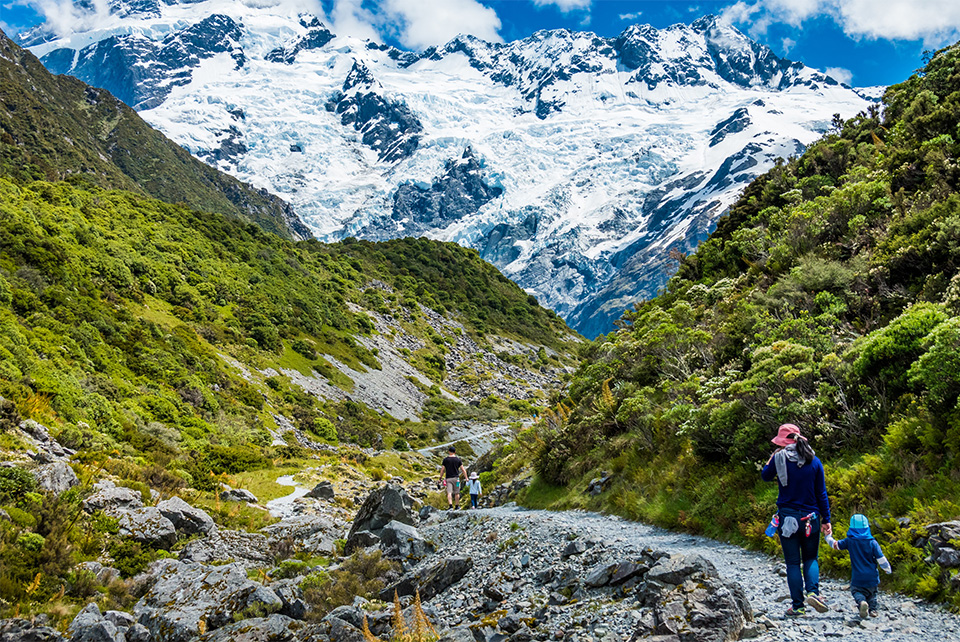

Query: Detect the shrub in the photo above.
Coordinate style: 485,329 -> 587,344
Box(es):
300,550 -> 398,619
0,467 -> 37,502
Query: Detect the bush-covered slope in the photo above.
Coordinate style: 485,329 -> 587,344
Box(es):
522,43 -> 960,605
0,28 -> 309,240
0,173 -> 576,468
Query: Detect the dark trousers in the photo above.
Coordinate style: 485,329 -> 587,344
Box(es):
852,585 -> 878,611
778,509 -> 821,609
470,494 -> 479,508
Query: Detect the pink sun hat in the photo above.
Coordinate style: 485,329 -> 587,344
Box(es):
771,423 -> 802,447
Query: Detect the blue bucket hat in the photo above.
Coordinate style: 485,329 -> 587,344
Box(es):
847,513 -> 873,539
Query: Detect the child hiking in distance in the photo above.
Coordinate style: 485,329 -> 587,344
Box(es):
438,446 -> 467,510
826,514 -> 892,619
467,472 -> 482,508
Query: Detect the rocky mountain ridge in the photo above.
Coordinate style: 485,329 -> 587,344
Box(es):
19,2 -> 873,336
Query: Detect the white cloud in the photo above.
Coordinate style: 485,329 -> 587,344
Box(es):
824,65 -> 852,84
329,0 -> 380,42
533,0 -> 591,13
619,12 -> 642,22
724,0 -> 960,45
379,0 -> 502,50
780,36 -> 796,53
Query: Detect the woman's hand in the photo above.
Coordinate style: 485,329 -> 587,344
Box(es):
821,522 -> 832,536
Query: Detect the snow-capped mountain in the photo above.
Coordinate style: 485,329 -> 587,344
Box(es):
23,1 -> 873,337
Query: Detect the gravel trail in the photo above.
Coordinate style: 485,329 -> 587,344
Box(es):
421,505 -> 959,642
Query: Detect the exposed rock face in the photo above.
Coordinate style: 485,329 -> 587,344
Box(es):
179,530 -> 273,568
35,461 -> 79,494
381,555 -> 473,601
42,14 -> 244,110
82,482 -> 144,516
325,61 -> 422,163
266,17 -> 334,64
118,507 -> 178,548
157,496 -> 217,536
134,560 -> 282,642
346,483 -> 418,552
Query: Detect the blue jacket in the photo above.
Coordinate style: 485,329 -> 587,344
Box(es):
761,455 -> 831,524
837,518 -> 886,587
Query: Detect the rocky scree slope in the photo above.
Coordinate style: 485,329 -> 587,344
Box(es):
20,2 -> 873,336
0,27 -> 308,240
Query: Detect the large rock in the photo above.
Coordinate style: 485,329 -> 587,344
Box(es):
927,521 -> 960,568
380,556 -> 473,602
179,530 -> 273,568
82,484 -> 143,516
304,481 -> 335,500
35,461 -> 79,494
220,488 -> 259,503
157,496 -> 217,536
378,520 -> 433,560
134,560 -> 282,642
0,618 -> 65,641
197,614 -> 305,641
635,554 -> 752,642
66,603 -> 124,642
346,484 -> 417,552
270,579 -> 308,620
118,507 -> 177,548
261,515 -> 337,553
76,562 -> 120,586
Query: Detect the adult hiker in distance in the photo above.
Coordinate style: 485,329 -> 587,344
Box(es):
761,423 -> 832,618
439,446 -> 467,510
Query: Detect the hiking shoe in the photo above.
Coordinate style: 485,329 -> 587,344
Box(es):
858,601 -> 869,619
785,607 -> 806,618
869,610 -> 879,618
806,593 -> 829,613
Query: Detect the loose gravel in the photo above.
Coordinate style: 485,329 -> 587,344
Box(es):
420,505 -> 959,642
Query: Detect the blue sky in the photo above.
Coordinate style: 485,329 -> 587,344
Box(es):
3,0 -> 960,87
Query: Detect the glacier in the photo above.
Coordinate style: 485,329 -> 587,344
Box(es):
23,0 -> 874,337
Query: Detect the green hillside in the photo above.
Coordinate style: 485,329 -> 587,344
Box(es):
512,43 -> 960,605
0,29 -> 309,240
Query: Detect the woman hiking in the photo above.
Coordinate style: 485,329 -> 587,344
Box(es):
761,423 -> 832,618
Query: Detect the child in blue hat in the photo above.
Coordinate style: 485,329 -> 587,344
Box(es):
826,514 -> 892,618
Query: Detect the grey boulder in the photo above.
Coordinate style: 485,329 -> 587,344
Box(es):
346,484 -> 417,553
66,603 -> 124,642
35,461 -> 79,495
198,614 -> 304,641
157,496 -> 216,536
179,530 -> 273,568
220,488 -> 259,503
118,507 -> 177,548
378,520 -> 433,560
261,515 -> 337,554
134,560 -> 282,642
83,484 -> 143,516
304,481 -> 335,500
0,618 -> 65,641
381,555 -> 472,601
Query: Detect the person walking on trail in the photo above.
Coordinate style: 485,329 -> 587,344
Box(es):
439,446 -> 467,510
761,423 -> 833,618
467,472 -> 482,509
826,514 -> 893,619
